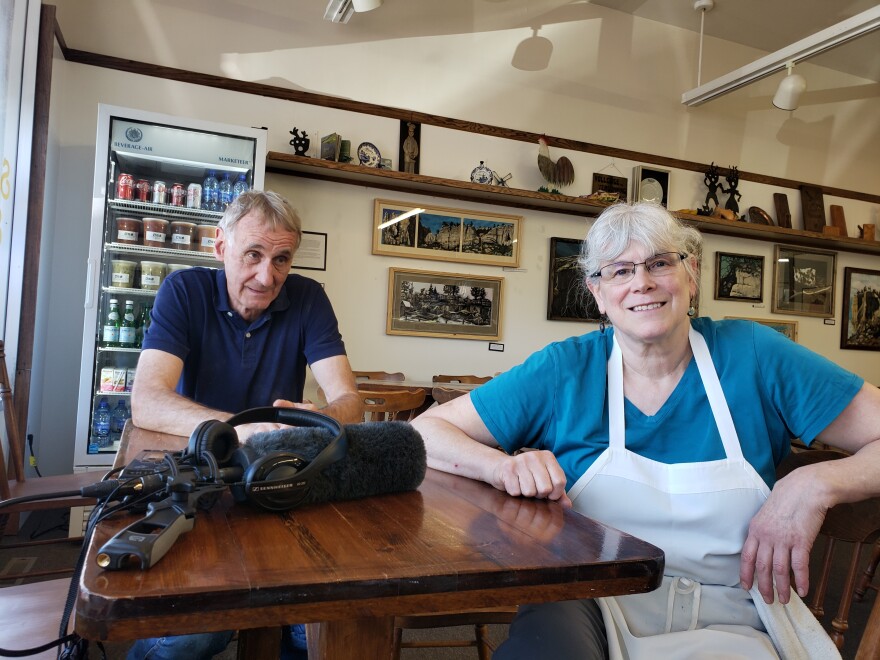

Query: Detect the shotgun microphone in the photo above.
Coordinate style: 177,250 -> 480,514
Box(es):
230,421 -> 426,510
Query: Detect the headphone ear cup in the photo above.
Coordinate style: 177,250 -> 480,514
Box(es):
228,445 -> 258,503
188,420 -> 238,466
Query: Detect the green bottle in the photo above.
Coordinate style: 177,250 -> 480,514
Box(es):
102,299 -> 120,347
119,300 -> 136,348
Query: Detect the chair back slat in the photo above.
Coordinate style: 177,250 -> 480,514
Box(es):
432,374 -> 492,384
353,370 -> 406,382
0,341 -> 26,488
360,388 -> 426,422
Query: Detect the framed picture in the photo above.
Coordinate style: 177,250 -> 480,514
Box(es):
547,237 -> 600,322
398,120 -> 420,174
840,267 -> 880,351
591,172 -> 628,201
714,252 -> 764,302
725,317 -> 798,342
373,198 -> 522,268
291,231 -> 327,271
387,268 -> 503,340
633,165 -> 670,207
771,245 -> 836,318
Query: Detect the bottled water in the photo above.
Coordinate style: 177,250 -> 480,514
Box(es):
218,172 -> 233,211
232,173 -> 249,200
110,399 -> 130,445
92,398 -> 111,448
202,170 -> 220,211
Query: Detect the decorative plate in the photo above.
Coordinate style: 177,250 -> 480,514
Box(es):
470,161 -> 494,185
357,142 -> 381,168
639,178 -> 664,203
748,206 -> 774,226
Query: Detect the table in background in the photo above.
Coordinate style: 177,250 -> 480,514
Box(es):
75,424 -> 664,660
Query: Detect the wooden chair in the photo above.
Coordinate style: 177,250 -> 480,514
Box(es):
353,370 -> 405,382
432,374 -> 493,384
0,340 -> 98,580
777,447 -> 880,650
855,541 -> 880,602
359,388 -> 426,422
392,383 -> 516,659
431,385 -> 470,405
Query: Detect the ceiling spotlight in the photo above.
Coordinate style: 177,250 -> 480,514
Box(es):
773,62 -> 807,111
351,0 -> 382,11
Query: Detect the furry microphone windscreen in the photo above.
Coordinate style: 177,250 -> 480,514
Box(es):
246,421 -> 427,504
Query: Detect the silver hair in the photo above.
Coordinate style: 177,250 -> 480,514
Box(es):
579,202 -> 702,294
218,189 -> 302,246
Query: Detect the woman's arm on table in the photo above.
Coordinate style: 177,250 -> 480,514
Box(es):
412,394 -> 570,505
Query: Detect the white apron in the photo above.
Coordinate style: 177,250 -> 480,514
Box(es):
567,328 -> 838,659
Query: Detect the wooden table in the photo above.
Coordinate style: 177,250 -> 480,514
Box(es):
75,424 -> 664,659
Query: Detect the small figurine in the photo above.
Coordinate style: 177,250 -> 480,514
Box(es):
702,162 -> 722,213
722,165 -> 742,215
493,172 -> 512,187
289,127 -> 310,157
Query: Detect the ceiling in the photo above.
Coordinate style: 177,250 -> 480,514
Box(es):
53,0 -> 880,83
590,0 -> 880,82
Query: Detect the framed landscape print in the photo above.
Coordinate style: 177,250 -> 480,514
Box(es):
547,237 -> 600,322
840,267 -> 880,351
387,268 -> 503,340
373,199 -> 522,268
771,245 -> 836,318
714,252 -> 764,302
725,317 -> 798,342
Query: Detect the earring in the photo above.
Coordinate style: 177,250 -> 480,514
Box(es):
599,319 -> 606,333
688,305 -> 696,317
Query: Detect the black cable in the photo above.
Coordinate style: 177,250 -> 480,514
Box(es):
26,435 -> 42,478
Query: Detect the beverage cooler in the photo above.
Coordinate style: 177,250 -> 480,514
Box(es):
73,105 -> 267,469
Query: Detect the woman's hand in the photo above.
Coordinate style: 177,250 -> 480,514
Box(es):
740,465 -> 829,604
492,449 -> 572,507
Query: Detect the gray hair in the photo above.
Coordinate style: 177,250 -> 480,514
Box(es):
218,189 -> 302,246
579,202 -> 702,291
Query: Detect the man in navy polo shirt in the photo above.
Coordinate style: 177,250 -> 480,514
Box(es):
129,189 -> 362,660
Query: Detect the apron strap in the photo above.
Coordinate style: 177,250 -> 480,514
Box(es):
609,328 -> 743,461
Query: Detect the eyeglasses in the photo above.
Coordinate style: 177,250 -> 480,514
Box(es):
590,252 -> 687,284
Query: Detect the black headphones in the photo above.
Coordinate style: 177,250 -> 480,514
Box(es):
186,407 -> 347,511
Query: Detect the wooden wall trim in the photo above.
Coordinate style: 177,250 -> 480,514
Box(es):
12,4 -> 55,470
59,42 -> 880,205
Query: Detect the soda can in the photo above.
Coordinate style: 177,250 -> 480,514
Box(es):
170,183 -> 186,207
187,183 -> 202,209
135,179 -> 151,202
116,173 -> 134,200
152,180 -> 167,205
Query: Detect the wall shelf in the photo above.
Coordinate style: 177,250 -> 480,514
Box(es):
266,152 -> 880,257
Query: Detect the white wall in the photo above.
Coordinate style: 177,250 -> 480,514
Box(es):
29,12 -> 880,472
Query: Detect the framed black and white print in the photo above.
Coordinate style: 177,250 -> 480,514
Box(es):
771,245 -> 836,318
547,237 -> 600,322
714,252 -> 764,302
840,267 -> 880,351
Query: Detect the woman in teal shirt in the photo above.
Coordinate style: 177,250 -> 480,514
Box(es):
412,202 -> 880,659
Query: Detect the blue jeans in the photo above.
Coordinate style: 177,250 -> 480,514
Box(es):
126,625 -> 307,660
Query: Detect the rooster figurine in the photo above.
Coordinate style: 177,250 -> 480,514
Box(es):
537,135 -> 575,187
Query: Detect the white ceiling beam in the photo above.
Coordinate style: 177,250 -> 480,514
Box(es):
682,5 -> 880,106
